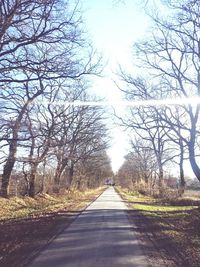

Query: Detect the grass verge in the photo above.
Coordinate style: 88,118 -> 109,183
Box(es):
116,187 -> 200,267
0,187 -> 105,267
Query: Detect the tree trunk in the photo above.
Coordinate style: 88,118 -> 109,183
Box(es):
76,179 -> 81,190
53,159 -> 68,193
28,163 -> 38,197
41,161 -> 46,194
1,133 -> 18,197
178,141 -> 185,196
66,162 -> 74,189
188,141 -> 200,182
23,171 -> 30,195
53,165 -> 62,193
178,170 -> 185,197
1,159 -> 15,197
158,168 -> 164,196
157,156 -> 164,196
0,103 -> 29,197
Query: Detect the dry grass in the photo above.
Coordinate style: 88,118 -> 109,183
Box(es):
0,188 -> 104,221
183,189 -> 200,199
0,187 -> 105,267
117,187 -> 200,267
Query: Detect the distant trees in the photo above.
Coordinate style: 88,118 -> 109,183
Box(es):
51,95 -> 110,193
116,140 -> 157,193
75,150 -> 113,189
117,0 -> 200,195
0,0 -> 110,197
118,81 -> 176,194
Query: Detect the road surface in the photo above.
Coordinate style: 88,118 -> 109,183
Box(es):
28,187 -> 149,267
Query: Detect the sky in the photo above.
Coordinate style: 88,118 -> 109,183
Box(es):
81,0 -> 151,173
79,0 -> 196,178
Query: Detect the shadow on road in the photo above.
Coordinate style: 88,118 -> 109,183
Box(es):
26,207 -> 150,267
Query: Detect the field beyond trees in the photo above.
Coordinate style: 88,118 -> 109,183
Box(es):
117,187 -> 200,267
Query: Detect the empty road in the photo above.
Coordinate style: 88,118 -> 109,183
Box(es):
28,187 -> 148,267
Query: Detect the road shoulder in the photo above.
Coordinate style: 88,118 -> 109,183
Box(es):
0,187 -> 106,267
116,187 -> 182,267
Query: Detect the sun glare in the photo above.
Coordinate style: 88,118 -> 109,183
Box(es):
47,96 -> 200,107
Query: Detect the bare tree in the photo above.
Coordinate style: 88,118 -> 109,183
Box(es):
77,150 -> 113,189
116,152 -> 139,189
52,100 -> 109,191
157,106 -> 188,195
17,87 -> 65,196
0,0 -> 101,197
133,1 -> 200,183
116,141 -> 157,193
116,76 -> 176,195
131,139 -> 157,190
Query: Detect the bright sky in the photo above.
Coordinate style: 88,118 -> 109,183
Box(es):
80,0 -> 196,178
82,0 -> 151,172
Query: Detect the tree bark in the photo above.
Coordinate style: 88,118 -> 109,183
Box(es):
156,153 -> 164,196
53,158 -> 68,193
1,153 -> 16,197
178,140 -> 185,196
0,103 -> 28,197
66,162 -> 74,189
188,141 -> 200,182
28,163 -> 38,197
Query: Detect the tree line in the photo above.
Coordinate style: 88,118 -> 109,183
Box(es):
116,0 -> 200,196
0,0 -> 112,197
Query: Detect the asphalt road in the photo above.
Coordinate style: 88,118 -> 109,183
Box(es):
28,187 -> 149,267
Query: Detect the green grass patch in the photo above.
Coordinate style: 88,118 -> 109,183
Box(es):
134,203 -> 198,213
117,186 -> 200,267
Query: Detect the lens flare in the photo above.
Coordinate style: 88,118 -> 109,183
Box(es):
52,96 -> 200,107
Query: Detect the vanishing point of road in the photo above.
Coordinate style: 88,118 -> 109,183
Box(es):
28,187 -> 149,267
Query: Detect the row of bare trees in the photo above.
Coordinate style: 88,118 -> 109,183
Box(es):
7,88 -> 111,197
116,0 -> 200,196
0,0 -> 112,197
116,140 -> 158,194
